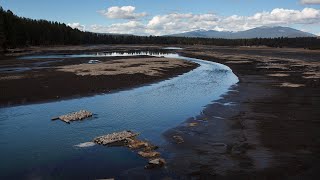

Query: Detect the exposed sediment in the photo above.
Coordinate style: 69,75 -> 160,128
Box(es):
0,54 -> 199,106
51,110 -> 93,123
164,46 -> 320,178
94,131 -> 138,146
94,131 -> 166,169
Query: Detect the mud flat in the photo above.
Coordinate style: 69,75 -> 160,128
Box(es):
164,46 -> 320,179
0,50 -> 198,106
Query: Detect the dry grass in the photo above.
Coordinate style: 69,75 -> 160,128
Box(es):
57,58 -> 193,77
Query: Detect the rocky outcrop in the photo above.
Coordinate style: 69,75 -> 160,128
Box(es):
94,131 -> 138,146
94,131 -> 166,169
52,110 -> 93,123
145,158 -> 166,169
138,151 -> 160,158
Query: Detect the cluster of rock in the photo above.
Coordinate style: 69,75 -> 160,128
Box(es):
94,130 -> 138,146
51,110 -> 93,123
94,130 -> 166,169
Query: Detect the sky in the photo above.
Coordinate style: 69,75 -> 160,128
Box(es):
1,0 -> 320,36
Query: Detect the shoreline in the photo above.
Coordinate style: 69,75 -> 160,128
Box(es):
163,46 -> 320,178
3,44 -> 182,57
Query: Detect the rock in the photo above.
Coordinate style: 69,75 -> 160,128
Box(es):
126,139 -> 149,149
126,138 -> 159,151
173,135 -> 184,144
145,158 -> 166,169
53,110 -> 93,123
149,158 -> 166,165
138,151 -> 160,158
95,131 -> 166,169
94,131 -> 138,146
143,144 -> 159,151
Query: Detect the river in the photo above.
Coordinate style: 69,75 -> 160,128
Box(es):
0,51 -> 238,179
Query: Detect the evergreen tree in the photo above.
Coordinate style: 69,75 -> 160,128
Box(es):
0,7 -> 6,52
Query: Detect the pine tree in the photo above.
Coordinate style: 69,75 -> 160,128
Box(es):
0,7 -> 6,53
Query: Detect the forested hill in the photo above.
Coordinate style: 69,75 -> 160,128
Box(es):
0,6 -> 319,53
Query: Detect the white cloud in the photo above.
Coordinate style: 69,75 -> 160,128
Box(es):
99,6 -> 147,20
220,8 -> 320,31
300,0 -> 320,4
89,8 -> 320,35
91,21 -> 147,35
146,13 -> 219,35
67,23 -> 85,31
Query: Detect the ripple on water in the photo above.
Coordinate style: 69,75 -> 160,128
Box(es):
74,142 -> 96,148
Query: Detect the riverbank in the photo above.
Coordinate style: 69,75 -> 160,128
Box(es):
164,46 -> 320,178
0,51 -> 198,106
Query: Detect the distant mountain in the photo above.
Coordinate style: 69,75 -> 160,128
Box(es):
167,26 -> 316,39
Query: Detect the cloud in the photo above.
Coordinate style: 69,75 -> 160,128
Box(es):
146,13 -> 219,35
99,6 -> 147,20
89,8 -> 320,35
220,8 -> 320,31
91,21 -> 146,35
67,23 -> 85,31
300,0 -> 320,4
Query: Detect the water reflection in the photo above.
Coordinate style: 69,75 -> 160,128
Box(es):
19,50 -> 176,59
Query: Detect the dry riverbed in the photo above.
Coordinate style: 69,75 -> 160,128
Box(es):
164,46 -> 320,179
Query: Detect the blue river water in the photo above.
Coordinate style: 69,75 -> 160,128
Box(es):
0,52 -> 238,179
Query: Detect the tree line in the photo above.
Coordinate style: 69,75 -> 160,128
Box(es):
1,6 -> 319,53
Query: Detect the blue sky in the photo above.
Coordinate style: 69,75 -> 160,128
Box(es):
1,0 -> 320,35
